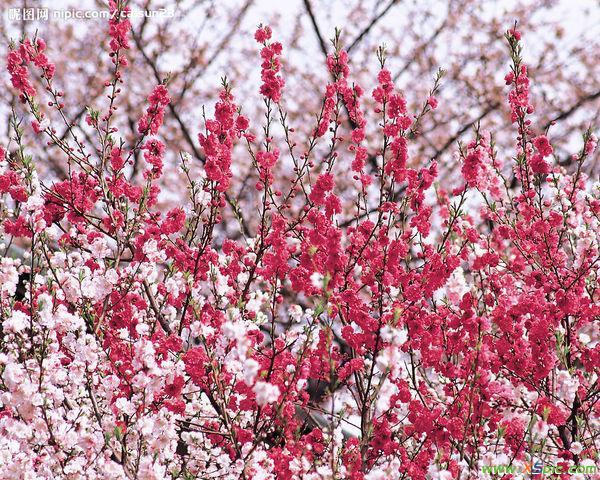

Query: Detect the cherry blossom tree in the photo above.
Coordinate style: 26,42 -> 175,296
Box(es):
0,1 -> 599,479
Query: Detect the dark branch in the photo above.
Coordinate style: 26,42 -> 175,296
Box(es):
543,89 -> 600,130
302,0 -> 329,57
347,0 -> 399,53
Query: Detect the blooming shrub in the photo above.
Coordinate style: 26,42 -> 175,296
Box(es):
0,5 -> 598,479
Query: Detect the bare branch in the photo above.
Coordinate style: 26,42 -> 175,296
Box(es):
347,0 -> 399,53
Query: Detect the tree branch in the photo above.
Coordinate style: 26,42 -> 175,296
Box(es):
543,89 -> 600,130
347,0 -> 399,53
302,0 -> 329,57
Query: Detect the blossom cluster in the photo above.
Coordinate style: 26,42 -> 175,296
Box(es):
0,20 -> 598,480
